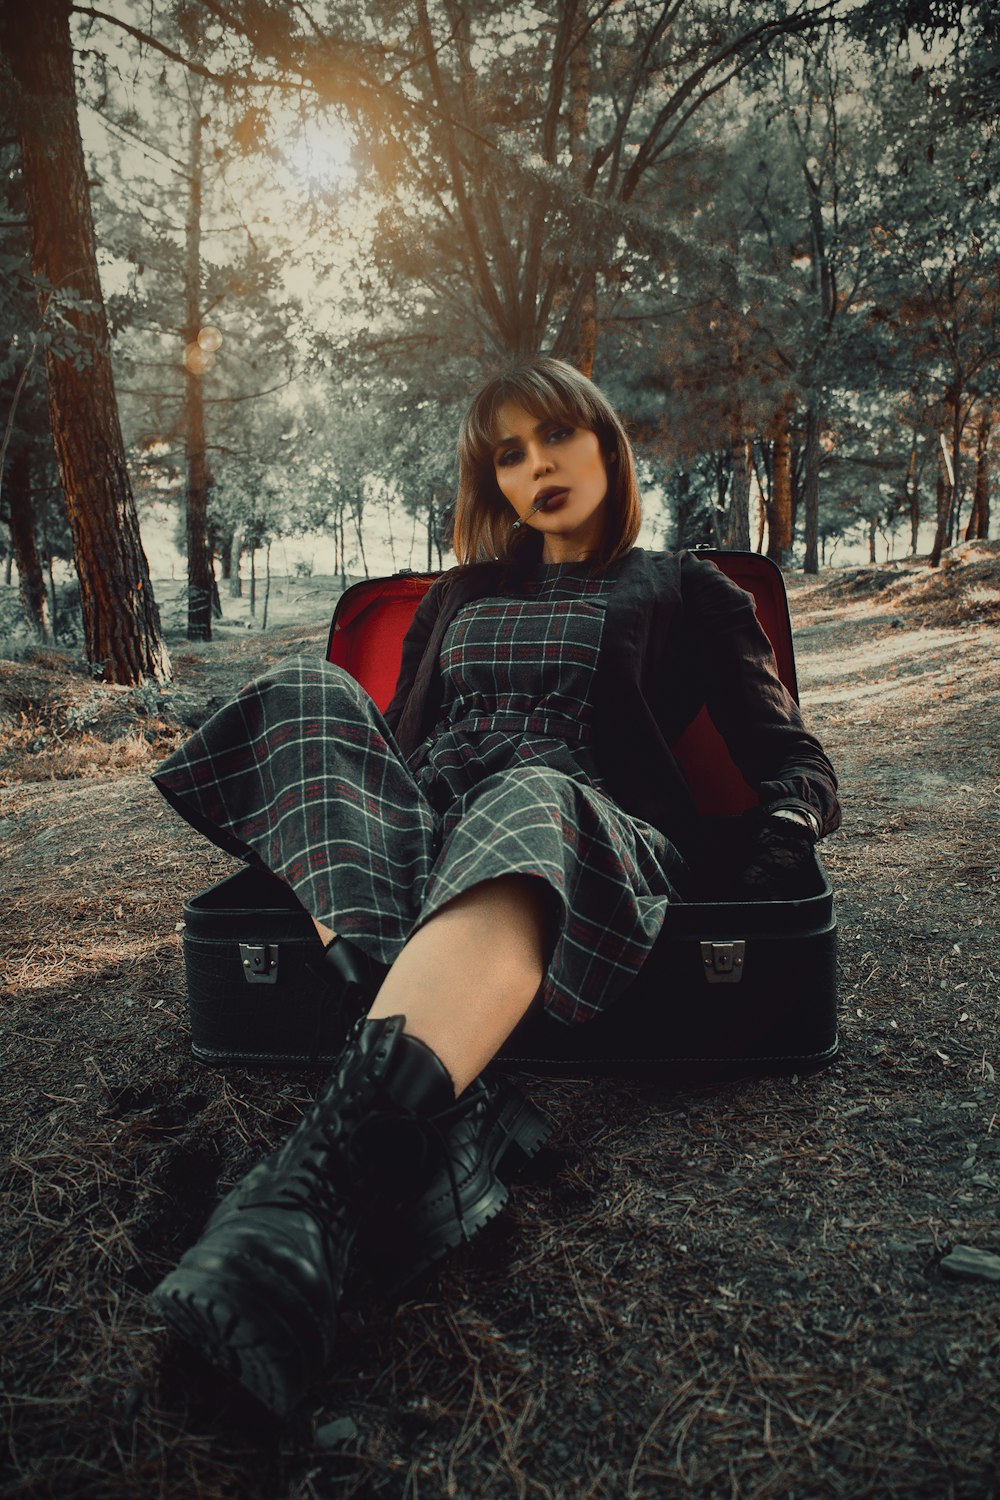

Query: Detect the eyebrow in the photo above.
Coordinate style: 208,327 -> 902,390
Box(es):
492,417 -> 567,450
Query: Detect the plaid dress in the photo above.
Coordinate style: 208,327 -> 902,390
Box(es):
153,562 -> 689,1025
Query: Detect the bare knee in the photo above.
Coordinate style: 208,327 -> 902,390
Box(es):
442,874 -> 555,965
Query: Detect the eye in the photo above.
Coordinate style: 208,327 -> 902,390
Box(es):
546,426 -> 575,444
495,447 -> 523,468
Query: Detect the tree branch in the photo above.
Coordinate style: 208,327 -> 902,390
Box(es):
412,0 -> 508,340
619,1 -> 843,200
72,6 -> 295,91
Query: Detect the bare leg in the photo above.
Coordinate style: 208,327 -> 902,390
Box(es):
155,878 -> 553,1416
315,876 -> 550,1094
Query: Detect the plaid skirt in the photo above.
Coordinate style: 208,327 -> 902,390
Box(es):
153,585 -> 689,1025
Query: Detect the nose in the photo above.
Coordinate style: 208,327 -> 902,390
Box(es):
530,443 -> 554,478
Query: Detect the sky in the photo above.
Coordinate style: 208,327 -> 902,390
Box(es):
69,3 -> 972,579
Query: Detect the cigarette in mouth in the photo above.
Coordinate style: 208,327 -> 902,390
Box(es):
511,499 -> 546,531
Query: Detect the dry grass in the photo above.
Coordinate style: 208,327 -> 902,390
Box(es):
807,538 -> 1000,628
2,554 -> 999,1498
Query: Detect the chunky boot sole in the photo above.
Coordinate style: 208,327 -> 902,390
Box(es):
150,1020 -> 523,1415
365,1085 -> 553,1291
152,1254 -> 324,1418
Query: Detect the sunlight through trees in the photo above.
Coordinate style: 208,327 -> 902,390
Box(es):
1,0 -> 997,664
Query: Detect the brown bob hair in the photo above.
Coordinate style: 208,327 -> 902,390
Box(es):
453,357 -> 642,568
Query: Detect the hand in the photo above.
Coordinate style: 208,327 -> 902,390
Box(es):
733,815 -> 817,901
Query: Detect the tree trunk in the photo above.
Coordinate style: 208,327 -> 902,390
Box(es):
183,89 -> 213,641
725,434 -> 751,551
930,473 -> 950,566
218,529 -> 233,580
261,541 -> 271,631
801,406 -> 821,574
337,509 -> 347,589
929,428 -> 955,567
3,0 -> 170,683
45,531 -> 59,636
574,272 -> 597,378
710,458 -> 726,546
967,407 -> 991,540
382,493 -> 397,572
673,472 -> 693,549
228,532 -> 243,597
904,440 -> 920,554
353,499 -> 369,577
563,39 -> 593,373
766,402 -> 794,566
183,380 -> 213,636
800,152 -> 836,577
6,444 -> 50,638
748,442 -> 766,551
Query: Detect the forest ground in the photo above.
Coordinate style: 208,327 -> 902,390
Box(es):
2,542 -> 999,1500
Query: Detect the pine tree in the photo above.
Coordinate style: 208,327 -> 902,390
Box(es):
1,0 -> 170,682
83,8 -> 313,634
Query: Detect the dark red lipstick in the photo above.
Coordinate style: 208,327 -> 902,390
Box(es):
533,487 -> 569,511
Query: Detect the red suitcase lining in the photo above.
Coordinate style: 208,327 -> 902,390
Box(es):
327,552 -> 798,819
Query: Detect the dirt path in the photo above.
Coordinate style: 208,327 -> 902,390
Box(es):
2,560 -> 999,1499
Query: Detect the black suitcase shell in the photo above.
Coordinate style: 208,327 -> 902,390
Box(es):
183,866 -> 359,1067
181,551 -> 838,1077
183,861 -> 837,1076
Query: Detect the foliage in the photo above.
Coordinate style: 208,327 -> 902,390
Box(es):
2,0 -> 989,599
0,107 -> 74,594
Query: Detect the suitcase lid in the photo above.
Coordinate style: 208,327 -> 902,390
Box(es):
326,550 -> 799,817
327,571 -> 440,715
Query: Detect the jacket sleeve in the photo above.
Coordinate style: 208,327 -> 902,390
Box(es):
382,576 -> 446,735
681,553 -> 841,836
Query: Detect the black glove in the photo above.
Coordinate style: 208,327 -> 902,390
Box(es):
733,815 -> 817,901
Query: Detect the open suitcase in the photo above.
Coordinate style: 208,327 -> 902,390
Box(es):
182,551 -> 838,1078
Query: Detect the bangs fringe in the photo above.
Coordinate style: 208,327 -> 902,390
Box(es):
454,357 -> 643,570
460,366 -> 602,473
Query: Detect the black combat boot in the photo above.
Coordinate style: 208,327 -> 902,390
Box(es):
152,1015 -> 456,1417
321,933 -> 389,1010
316,936 -> 552,1286
362,1068 -> 552,1290
153,1016 -> 552,1417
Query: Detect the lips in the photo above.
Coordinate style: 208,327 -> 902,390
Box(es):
533,487 -> 569,511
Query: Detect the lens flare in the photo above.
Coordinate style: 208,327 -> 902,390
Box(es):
198,325 -> 223,352
184,342 -> 215,374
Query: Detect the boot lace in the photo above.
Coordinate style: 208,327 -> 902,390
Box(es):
251,1084 -> 485,1242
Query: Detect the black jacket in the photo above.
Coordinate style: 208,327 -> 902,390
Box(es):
384,547 -> 840,856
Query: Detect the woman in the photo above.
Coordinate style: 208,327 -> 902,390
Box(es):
151,358 -> 839,1417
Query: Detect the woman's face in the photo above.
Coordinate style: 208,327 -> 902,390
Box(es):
491,401 -> 609,562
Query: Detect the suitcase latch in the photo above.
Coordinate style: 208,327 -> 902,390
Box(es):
700,940 -> 746,984
239,942 -> 279,985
